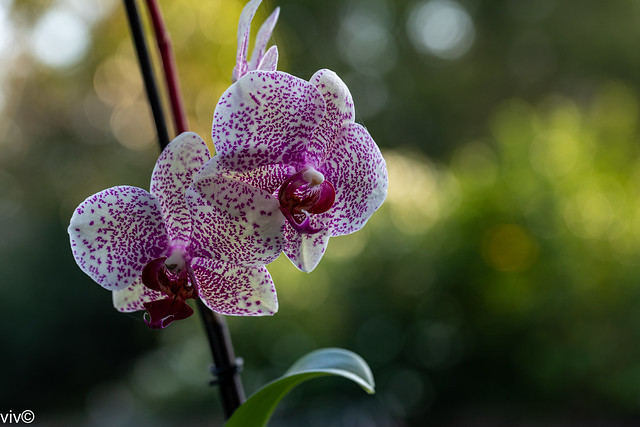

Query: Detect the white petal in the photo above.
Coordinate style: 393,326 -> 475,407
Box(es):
320,123 -> 388,236
68,186 -> 169,290
256,45 -> 278,72
112,277 -> 164,313
283,226 -> 331,273
187,174 -> 286,266
248,6 -> 280,70
195,155 -> 294,195
310,69 -> 356,161
212,71 -> 326,172
233,0 -> 262,82
150,132 -> 210,246
193,257 -> 278,316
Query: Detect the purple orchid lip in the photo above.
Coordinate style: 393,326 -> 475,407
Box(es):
143,297 -> 194,329
278,206 -> 322,234
141,257 -> 198,300
141,256 -> 198,328
277,167 -> 335,234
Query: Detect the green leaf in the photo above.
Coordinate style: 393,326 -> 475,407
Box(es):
225,348 -> 375,427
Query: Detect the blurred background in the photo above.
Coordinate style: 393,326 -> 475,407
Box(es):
3,0 -> 640,425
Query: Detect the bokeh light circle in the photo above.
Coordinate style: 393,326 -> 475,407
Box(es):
30,8 -> 90,68
407,0 -> 475,60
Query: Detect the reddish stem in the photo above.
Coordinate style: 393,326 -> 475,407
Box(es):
144,0 -> 189,135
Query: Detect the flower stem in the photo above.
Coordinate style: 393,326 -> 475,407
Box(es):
197,299 -> 246,418
144,0 -> 189,135
123,0 -> 245,418
122,0 -> 170,149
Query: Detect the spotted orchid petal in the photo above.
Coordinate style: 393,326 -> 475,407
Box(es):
310,69 -> 356,161
248,7 -> 280,71
233,0 -> 279,82
193,257 -> 278,316
212,71 -> 326,171
256,45 -> 278,72
196,155 -> 294,195
187,174 -> 285,266
320,123 -> 388,236
68,186 -> 169,291
283,226 -> 331,273
112,277 -> 164,313
150,132 -> 210,247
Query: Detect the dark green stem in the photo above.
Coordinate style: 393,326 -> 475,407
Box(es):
197,299 -> 246,418
122,0 -> 170,149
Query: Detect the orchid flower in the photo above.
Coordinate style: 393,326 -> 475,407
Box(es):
232,0 -> 280,82
191,70 -> 388,273
68,132 -> 278,329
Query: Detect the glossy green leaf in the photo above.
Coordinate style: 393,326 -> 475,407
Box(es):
225,348 -> 375,427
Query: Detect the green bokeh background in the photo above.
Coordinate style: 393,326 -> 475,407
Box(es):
4,0 -> 640,425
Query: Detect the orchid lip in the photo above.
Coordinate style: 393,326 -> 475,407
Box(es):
141,255 -> 198,328
143,297 -> 194,329
277,167 -> 335,234
278,206 -> 323,234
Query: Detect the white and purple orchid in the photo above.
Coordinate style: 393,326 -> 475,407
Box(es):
192,69 -> 388,273
68,132 -> 278,329
232,0 -> 280,82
